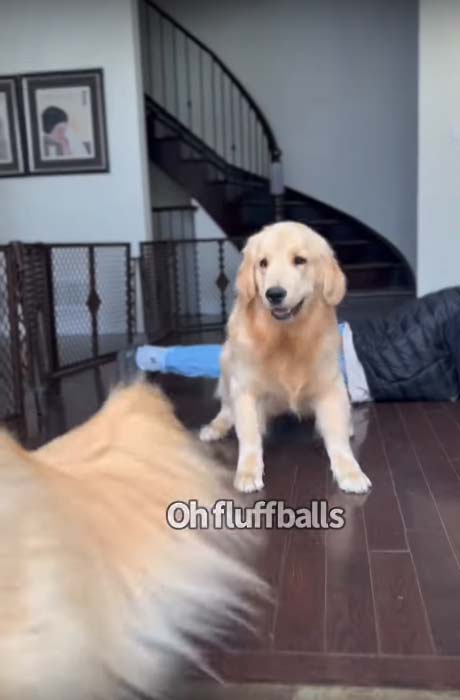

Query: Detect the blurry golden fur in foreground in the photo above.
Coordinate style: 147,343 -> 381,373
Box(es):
0,382 -> 260,699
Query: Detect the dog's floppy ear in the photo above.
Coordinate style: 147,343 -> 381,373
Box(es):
321,253 -> 347,306
235,235 -> 258,304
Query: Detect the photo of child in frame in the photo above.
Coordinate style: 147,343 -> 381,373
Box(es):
23,69 -> 108,174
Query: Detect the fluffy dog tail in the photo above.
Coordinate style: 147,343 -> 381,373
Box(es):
0,383 -> 261,699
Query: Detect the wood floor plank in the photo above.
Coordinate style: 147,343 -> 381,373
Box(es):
274,532 -> 325,651
357,407 -> 407,551
447,401 -> 460,430
325,479 -> 377,654
370,551 -> 434,655
326,546 -> 377,653
231,439 -> 298,651
376,403 -> 443,532
273,446 -> 327,651
450,457 -> 460,480
402,404 -> 460,495
400,403 -> 460,563
425,404 -> 460,462
408,529 -> 460,655
209,651 -> 460,689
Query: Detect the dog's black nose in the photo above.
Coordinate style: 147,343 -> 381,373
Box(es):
266,286 -> 287,305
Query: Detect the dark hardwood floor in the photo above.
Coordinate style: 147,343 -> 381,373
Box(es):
11,358 -> 460,692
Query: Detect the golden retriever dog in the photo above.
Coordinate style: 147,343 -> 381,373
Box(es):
0,382 -> 259,699
200,221 -> 371,495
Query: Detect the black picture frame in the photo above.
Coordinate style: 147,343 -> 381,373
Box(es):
21,68 -> 109,175
0,76 -> 25,177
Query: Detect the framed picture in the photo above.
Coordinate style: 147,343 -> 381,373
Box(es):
22,69 -> 109,175
0,76 -> 25,177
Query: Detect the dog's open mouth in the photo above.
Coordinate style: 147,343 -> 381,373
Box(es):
271,299 -> 304,321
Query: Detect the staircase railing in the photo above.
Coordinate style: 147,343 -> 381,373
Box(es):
140,0 -> 283,205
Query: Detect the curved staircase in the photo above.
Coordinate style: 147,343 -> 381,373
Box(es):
141,0 -> 415,297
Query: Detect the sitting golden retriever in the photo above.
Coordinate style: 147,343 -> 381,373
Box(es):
200,221 -> 371,495
0,383 -> 258,699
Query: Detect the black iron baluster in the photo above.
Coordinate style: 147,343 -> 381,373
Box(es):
159,14 -> 167,108
221,70 -> 227,160
199,49 -> 205,142
171,241 -> 181,330
180,239 -> 188,318
253,119 -> 257,175
239,92 -> 244,171
217,240 -> 227,323
44,246 -> 59,373
263,134 -> 268,177
172,24 -> 179,118
257,122 -> 261,176
261,135 -> 265,178
160,242 -> 170,333
230,82 -> 236,166
193,237 -> 201,321
246,105 -> 252,172
5,247 -> 23,419
255,113 -> 259,175
185,36 -> 192,129
211,60 -> 217,151
126,245 -> 134,344
88,246 -> 99,360
159,242 -> 170,334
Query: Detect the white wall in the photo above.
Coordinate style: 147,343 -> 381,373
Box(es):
157,0 -> 418,269
0,0 -> 151,252
417,0 -> 460,295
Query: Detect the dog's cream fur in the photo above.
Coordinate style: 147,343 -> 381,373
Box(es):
0,382 -> 259,699
200,221 -> 371,495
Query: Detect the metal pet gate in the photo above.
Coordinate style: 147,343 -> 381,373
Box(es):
140,237 -> 246,340
0,237 -> 244,423
42,243 -> 134,375
0,242 -> 134,423
0,245 -> 23,421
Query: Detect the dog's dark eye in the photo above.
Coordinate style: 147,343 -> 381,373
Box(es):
259,258 -> 268,268
294,256 -> 307,266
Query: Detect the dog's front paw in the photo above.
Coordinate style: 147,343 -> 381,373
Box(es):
234,470 -> 264,493
337,468 -> 372,494
234,453 -> 264,493
331,452 -> 371,494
